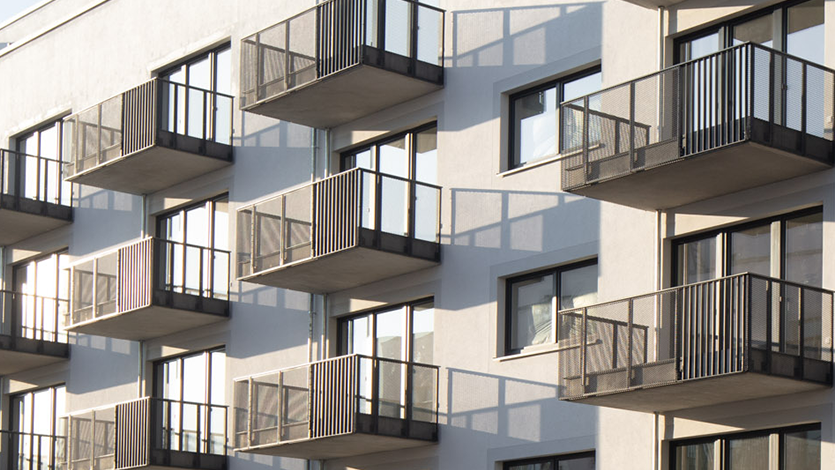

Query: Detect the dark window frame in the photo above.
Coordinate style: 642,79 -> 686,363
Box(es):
158,43 -> 231,94
339,121 -> 438,181
504,258 -> 598,355
8,384 -> 65,436
156,194 -> 229,248
507,66 -> 601,170
152,346 -> 226,405
669,423 -> 820,470
503,450 -> 596,470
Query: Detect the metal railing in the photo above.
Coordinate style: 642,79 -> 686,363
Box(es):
0,430 -> 65,470
561,43 -> 835,190
63,78 -> 234,178
61,398 -> 227,470
0,149 -> 70,207
69,238 -> 230,326
240,0 -> 445,108
559,273 -> 835,400
237,167 -> 441,278
0,291 -> 68,343
233,354 -> 439,450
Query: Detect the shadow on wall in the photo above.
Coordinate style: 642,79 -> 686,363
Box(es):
66,333 -> 139,396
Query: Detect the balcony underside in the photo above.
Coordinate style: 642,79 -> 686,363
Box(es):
241,233 -> 440,294
238,416 -> 437,460
562,351 -> 832,413
65,132 -> 232,195
0,336 -> 68,374
243,48 -> 443,128
0,196 -> 72,244
565,121 -> 833,210
66,293 -> 228,341
617,0 -> 684,9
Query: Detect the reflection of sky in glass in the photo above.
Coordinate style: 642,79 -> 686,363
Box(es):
517,87 -> 557,165
512,274 -> 555,350
730,225 -> 771,277
376,307 -> 406,360
385,0 -> 411,57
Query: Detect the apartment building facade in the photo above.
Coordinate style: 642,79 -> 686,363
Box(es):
0,0 -> 831,469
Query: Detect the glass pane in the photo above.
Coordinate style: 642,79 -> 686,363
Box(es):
416,4 -> 441,65
732,14 -> 773,48
213,198 -> 229,251
215,48 -> 232,95
681,32 -> 720,62
676,237 -> 717,285
378,137 -> 408,177
559,455 -> 595,470
563,71 -> 602,103
559,263 -> 598,310
414,183 -> 438,242
210,349 -> 226,405
384,0 -> 411,57
785,212 -> 822,286
674,443 -> 714,470
182,353 -> 207,403
376,307 -> 406,360
415,127 -> 437,184
380,175 -> 408,236
513,86 -> 557,167
728,435 -> 769,470
185,204 -> 209,247
787,0 -> 824,64
412,301 -> 434,364
344,315 -> 373,356
160,359 -> 181,400
510,274 -> 555,350
784,429 -> 820,470
729,224 -> 771,276
187,57 -> 211,139
508,462 -> 553,470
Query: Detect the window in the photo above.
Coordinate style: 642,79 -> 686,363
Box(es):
154,348 -> 225,454
341,123 -> 439,242
675,0 -> 824,64
9,385 -> 66,470
157,195 -> 229,299
159,44 -> 232,145
673,208 -> 822,286
671,424 -> 820,470
13,120 -> 70,206
505,260 -> 598,354
339,299 -> 435,419
508,68 -> 601,169
12,252 -> 69,342
504,451 -> 595,470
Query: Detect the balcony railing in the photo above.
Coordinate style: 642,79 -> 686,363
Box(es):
0,291 -> 69,375
0,149 -> 72,244
558,273 -> 834,412
62,398 -> 227,470
240,0 -> 445,127
63,78 -> 233,195
0,430 -> 65,470
234,354 -> 438,460
67,238 -> 229,340
237,168 -> 441,293
561,43 -> 835,209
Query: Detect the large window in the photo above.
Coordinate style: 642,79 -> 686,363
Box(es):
14,120 -> 70,206
504,451 -> 595,470
154,348 -> 225,454
9,385 -> 66,470
159,44 -> 232,145
505,260 -> 598,355
674,208 -> 822,286
12,252 -> 69,342
339,299 -> 435,419
157,195 -> 229,299
509,68 -> 601,169
672,424 -> 820,470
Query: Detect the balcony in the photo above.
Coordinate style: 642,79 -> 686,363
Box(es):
63,78 -> 233,195
62,398 -> 226,470
0,430 -> 64,470
0,149 -> 72,245
233,355 -> 438,460
558,273 -> 833,413
240,0 -> 444,128
66,238 -> 229,341
560,43 -> 834,210
0,291 -> 69,375
237,168 -> 441,294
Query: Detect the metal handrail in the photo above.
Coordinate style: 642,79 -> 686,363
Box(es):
0,290 -> 68,343
0,148 -> 70,206
235,353 -> 439,380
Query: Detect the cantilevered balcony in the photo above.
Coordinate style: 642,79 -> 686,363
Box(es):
558,273 -> 833,412
1,430 -> 65,470
561,43 -> 835,210
63,78 -> 233,194
237,168 -> 441,293
234,355 -> 439,460
66,238 -> 229,341
0,149 -> 72,245
0,291 -> 69,375
240,0 -> 444,128
62,398 -> 227,470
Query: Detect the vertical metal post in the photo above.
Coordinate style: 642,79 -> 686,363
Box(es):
582,95 -> 590,180
798,286 -> 805,379
280,195 -> 287,264
626,299 -> 634,388
581,307 -> 587,394
284,21 -> 292,91
629,81 -> 636,170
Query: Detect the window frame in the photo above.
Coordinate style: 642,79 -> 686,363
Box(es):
156,194 -> 229,249
503,450 -> 596,470
152,346 -> 226,406
158,43 -> 231,95
507,66 -> 601,170
504,258 -> 598,355
9,384 -> 65,437
339,121 -> 438,182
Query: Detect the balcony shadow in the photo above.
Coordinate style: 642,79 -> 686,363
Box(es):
65,333 -> 140,395
72,184 -> 141,253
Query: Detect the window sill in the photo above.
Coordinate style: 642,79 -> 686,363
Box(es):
498,154 -> 563,177
494,343 -> 559,362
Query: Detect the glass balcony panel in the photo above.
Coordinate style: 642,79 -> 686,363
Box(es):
384,0 -> 411,57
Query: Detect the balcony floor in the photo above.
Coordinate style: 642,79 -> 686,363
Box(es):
66,135 -> 232,195
565,121 -> 833,210
0,336 -> 69,374
66,296 -> 228,341
0,196 -> 72,245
